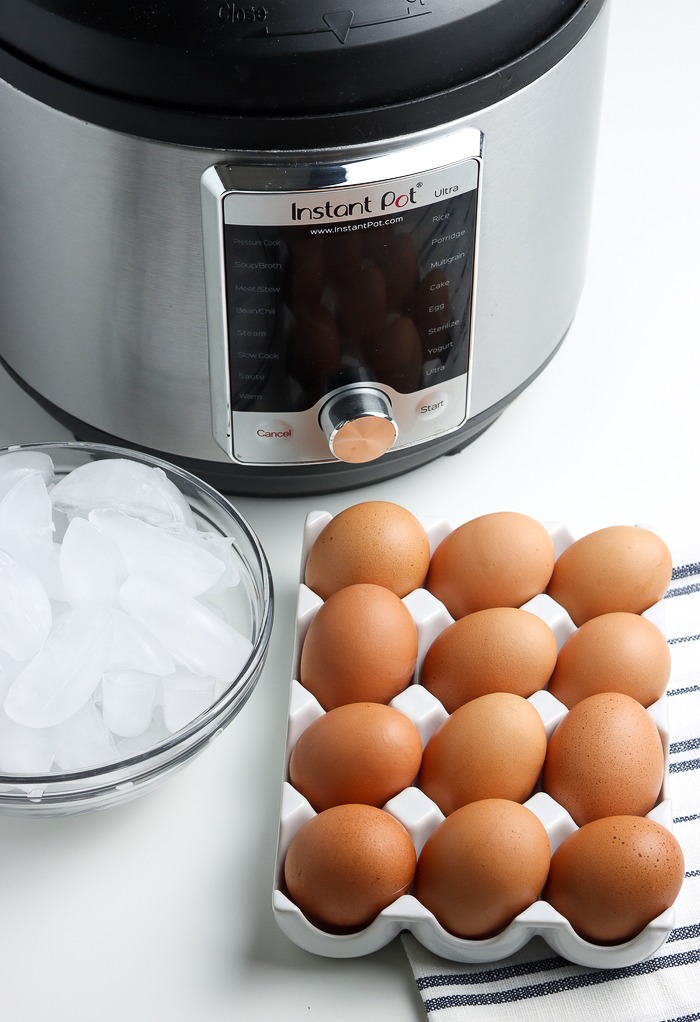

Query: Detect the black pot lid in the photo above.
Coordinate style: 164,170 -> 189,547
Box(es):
0,0 -> 607,147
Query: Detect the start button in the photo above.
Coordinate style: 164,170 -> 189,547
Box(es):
417,392 -> 449,420
256,419 -> 293,441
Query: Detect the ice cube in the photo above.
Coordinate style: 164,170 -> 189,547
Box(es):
59,516 -> 126,606
0,451 -> 55,501
119,573 -> 253,684
4,605 -> 112,728
0,712 -> 54,773
164,527 -> 241,593
48,699 -> 117,771
89,509 -> 224,597
101,669 -> 158,737
0,472 -> 63,600
0,472 -> 55,546
0,649 -> 23,693
105,608 -> 175,676
0,550 -> 53,661
0,534 -> 65,602
50,458 -> 196,527
162,669 -> 216,733
115,708 -> 170,758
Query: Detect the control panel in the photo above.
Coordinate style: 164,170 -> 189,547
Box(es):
201,129 -> 481,465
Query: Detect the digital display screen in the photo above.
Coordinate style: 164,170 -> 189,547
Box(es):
223,185 -> 478,414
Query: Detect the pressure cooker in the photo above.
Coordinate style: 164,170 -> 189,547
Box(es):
0,0 -> 609,496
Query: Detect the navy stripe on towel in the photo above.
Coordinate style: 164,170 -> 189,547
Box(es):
422,949 -> 700,1011
671,563 -> 700,580
666,583 -> 700,599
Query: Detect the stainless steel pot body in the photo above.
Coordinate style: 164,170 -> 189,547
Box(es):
0,6 -> 609,491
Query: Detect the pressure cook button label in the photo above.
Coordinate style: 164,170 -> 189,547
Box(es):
417,392 -> 449,420
256,419 -> 293,441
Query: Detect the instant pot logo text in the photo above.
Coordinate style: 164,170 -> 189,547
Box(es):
291,187 -> 419,222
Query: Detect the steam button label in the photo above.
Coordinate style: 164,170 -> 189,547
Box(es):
417,392 -> 449,420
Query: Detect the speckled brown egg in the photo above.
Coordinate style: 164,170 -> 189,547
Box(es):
304,501 -> 430,600
542,692 -> 665,825
283,804 -> 416,932
544,815 -> 684,944
414,799 -> 551,939
548,612 -> 671,709
418,692 -> 547,815
546,525 -> 672,626
288,702 -> 423,811
299,583 -> 418,709
426,512 -> 555,618
421,608 -> 558,712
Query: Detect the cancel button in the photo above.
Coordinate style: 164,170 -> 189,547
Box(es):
417,392 -> 449,420
256,418 -> 293,440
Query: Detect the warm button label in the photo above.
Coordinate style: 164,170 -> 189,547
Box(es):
256,419 -> 293,440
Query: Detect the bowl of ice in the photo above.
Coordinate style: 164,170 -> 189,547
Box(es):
0,442 -> 273,815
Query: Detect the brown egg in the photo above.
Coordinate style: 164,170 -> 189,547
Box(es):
542,692 -> 665,825
288,702 -> 423,811
418,693 -> 547,815
304,501 -> 431,600
283,804 -> 416,932
414,799 -> 551,939
546,525 -> 673,626
324,232 -> 363,287
337,265 -> 388,348
288,305 -> 341,390
426,512 -> 555,618
548,612 -> 671,708
366,315 -> 423,393
381,233 -> 419,311
299,583 -> 418,709
422,608 -> 558,712
544,816 -> 684,944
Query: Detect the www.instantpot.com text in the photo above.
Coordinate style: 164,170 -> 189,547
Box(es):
309,217 -> 404,234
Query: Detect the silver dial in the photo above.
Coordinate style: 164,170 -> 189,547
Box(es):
319,387 -> 398,464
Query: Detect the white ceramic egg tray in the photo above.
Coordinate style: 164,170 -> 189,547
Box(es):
272,512 -> 674,968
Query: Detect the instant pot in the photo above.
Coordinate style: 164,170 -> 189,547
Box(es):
0,0 -> 609,496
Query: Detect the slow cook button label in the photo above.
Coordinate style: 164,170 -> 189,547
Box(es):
256,419 -> 293,441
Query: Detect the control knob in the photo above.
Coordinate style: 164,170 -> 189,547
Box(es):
319,387 -> 398,464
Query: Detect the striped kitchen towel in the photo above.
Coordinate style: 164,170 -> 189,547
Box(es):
402,545 -> 700,1021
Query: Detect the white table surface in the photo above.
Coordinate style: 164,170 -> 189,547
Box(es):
1,2 -> 698,1019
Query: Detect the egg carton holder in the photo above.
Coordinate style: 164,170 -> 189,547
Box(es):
272,512 -> 673,968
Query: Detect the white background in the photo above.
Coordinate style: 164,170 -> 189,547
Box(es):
1,2 -> 699,1019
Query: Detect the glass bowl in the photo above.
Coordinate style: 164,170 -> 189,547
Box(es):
0,441 -> 273,815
